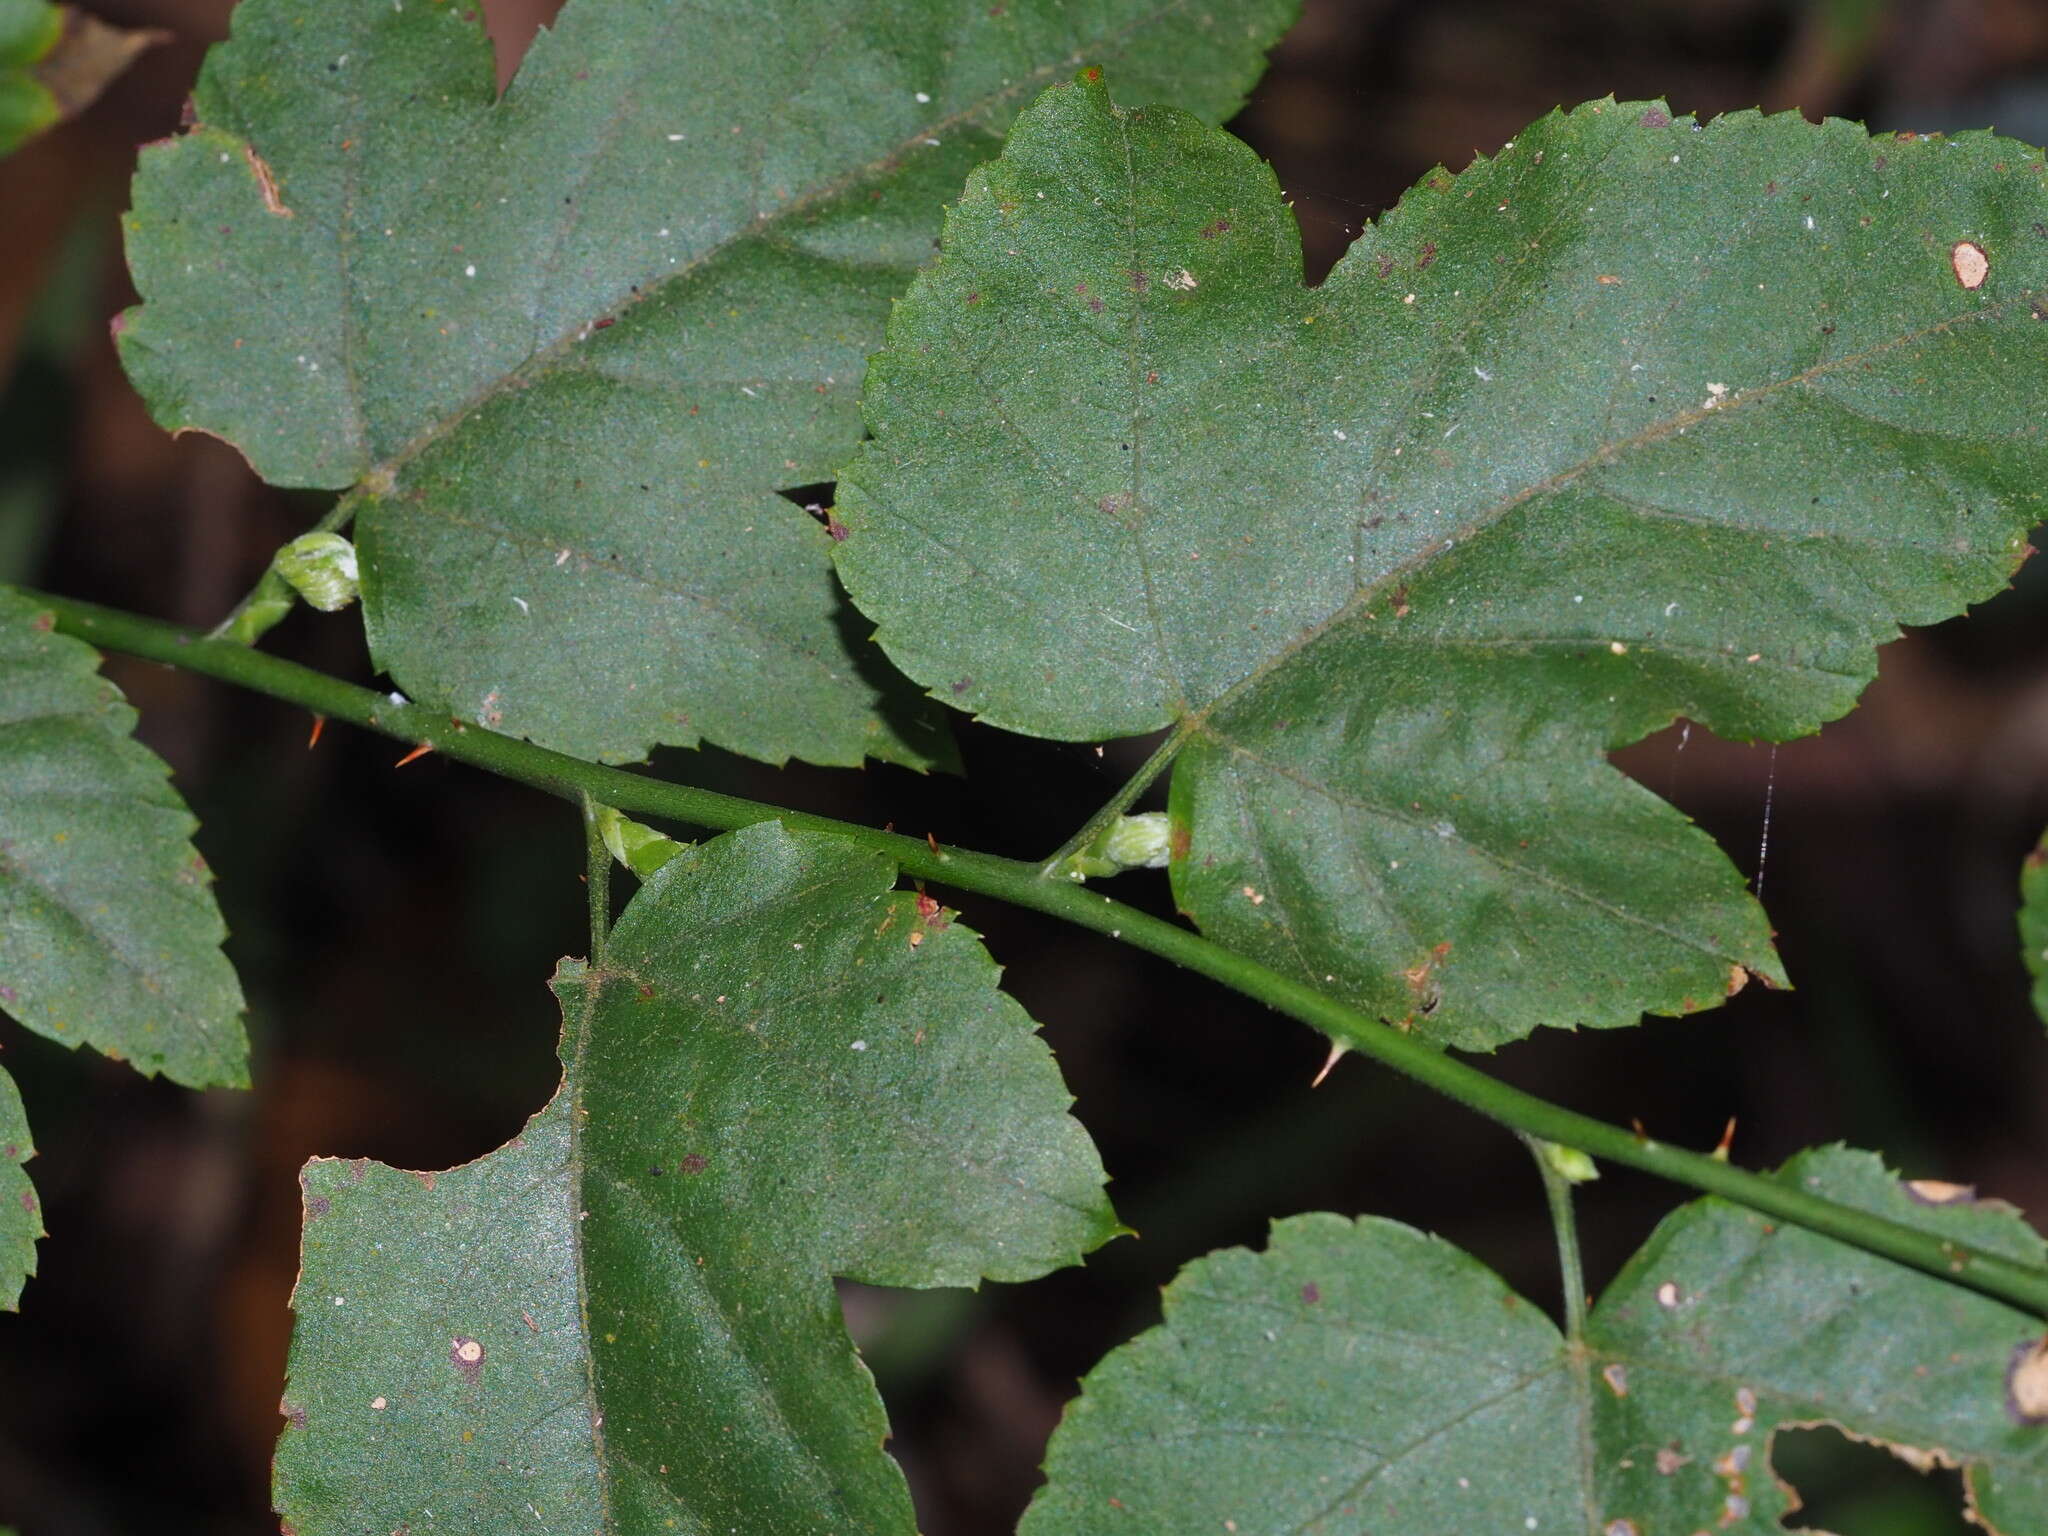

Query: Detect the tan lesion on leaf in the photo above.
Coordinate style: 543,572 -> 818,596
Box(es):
242,144 -> 293,217
1905,1178 -> 1979,1206
2007,1335 -> 2048,1426
1400,940 -> 1452,1017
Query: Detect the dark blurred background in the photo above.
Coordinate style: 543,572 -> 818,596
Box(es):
3,1 -> 2047,1531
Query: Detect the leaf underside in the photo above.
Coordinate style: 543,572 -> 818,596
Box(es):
835,81 -> 2048,1049
117,0 -> 1293,768
1022,1147 -> 2048,1536
0,587 -> 247,1086
276,821 -> 1116,1536
0,1063 -> 40,1310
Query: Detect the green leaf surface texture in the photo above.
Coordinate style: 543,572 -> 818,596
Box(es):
0,1064 -> 40,1309
1022,1147 -> 2048,1536
0,587 -> 247,1086
0,0 -> 62,154
117,0 -> 1292,769
835,81 -> 2048,1048
277,820 -> 1116,1534
2022,828 -> 2048,1032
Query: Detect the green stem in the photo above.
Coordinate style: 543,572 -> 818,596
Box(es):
581,794 -> 612,969
1039,721 -> 1191,878
209,495 -> 358,643
33,587 -> 2048,1320
1526,1137 -> 1590,1339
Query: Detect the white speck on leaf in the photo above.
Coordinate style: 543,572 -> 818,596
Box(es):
914,91 -> 931,103
850,1040 -> 867,1051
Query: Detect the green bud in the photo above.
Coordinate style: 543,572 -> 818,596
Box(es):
272,531 -> 360,612
1053,812 -> 1176,882
1534,1139 -> 1599,1185
1101,811 -> 1172,870
596,804 -> 688,879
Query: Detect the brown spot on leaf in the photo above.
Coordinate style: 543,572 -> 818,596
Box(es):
1301,1281 -> 1321,1304
1416,242 -> 1437,271
305,1194 -> 330,1219
1654,1443 -> 1691,1476
1638,106 -> 1672,127
1726,964 -> 1750,997
1602,1362 -> 1629,1397
681,1153 -> 708,1175
1401,941 -> 1451,1009
279,1397 -> 307,1431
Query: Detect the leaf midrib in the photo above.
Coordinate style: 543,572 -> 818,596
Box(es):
1175,289 -> 2037,745
348,0 -> 1210,501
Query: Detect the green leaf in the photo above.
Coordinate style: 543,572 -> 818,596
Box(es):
0,0 -> 161,157
2022,829 -> 2048,1033
0,587 -> 247,1086
117,0 -> 1292,769
277,821 -> 1116,1534
835,82 -> 2048,1048
1023,1147 -> 2048,1536
0,1063 -> 40,1310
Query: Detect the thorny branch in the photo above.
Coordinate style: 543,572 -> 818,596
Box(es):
29,587 -> 2048,1322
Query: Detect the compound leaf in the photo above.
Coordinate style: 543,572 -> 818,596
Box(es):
0,1064 -> 39,1310
1023,1147 -> 2048,1536
0,586 -> 247,1086
118,0 -> 1291,768
835,81 -> 2048,1047
277,821 -> 1116,1534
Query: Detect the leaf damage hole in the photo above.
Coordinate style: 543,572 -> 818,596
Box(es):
1769,1422 -> 1971,1535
